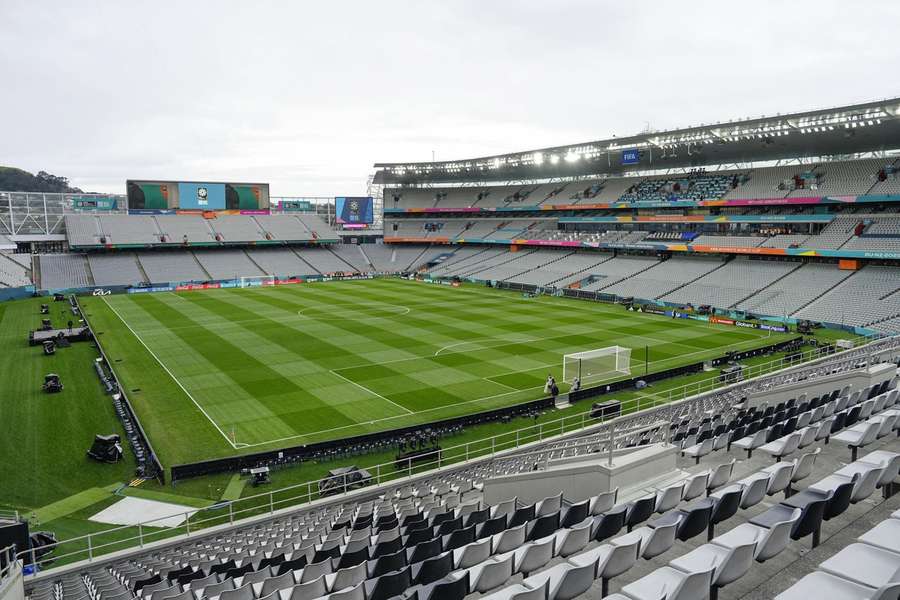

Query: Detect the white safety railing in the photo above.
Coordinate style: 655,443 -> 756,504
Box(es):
0,545 -> 18,587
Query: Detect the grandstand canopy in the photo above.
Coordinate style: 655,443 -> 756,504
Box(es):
374,97 -> 900,185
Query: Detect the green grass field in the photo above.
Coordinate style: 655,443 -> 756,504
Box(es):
81,278 -> 791,468
0,297 -> 136,516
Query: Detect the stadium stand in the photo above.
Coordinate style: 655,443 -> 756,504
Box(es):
809,216 -> 859,250
619,172 -> 735,203
578,255 -> 661,292
600,257 -> 725,299
867,159 -> 900,195
97,215 -> 163,245
581,176 -> 645,203
207,216 -> 268,243
64,215 -> 103,247
298,215 -> 338,240
505,251 -> 616,288
194,250 -> 267,280
0,251 -> 32,287
386,159 -> 899,209
733,263 -> 854,317
328,244 -> 373,272
252,215 -> 316,242
429,248 -> 516,278
38,254 -> 92,289
660,258 -> 800,309
842,217 -> 900,252
293,247 -> 359,274
362,244 -> 430,273
793,265 -> 900,328
88,253 -> 147,287
154,215 -> 217,245
759,234 -> 811,248
136,252 -> 210,283
692,235 -> 765,248
244,248 -> 318,278
473,249 -> 575,282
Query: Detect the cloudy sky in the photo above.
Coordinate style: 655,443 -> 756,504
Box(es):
1,0 -> 898,196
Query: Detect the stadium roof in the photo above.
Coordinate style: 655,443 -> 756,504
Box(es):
373,97 -> 900,185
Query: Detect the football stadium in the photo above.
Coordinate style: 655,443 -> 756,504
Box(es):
3,5 -> 900,600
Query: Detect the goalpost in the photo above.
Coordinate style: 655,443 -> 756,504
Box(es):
563,346 -> 631,384
240,275 -> 275,288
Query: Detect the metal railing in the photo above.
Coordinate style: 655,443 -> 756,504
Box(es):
0,545 -> 18,586
19,333 -> 897,575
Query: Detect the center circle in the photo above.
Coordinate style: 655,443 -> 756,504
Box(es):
297,304 -> 410,320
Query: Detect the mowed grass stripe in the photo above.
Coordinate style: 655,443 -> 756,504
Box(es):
243,282 -> 764,404
264,280 -> 686,364
169,290 -> 420,423
119,294 -> 300,442
234,288 -> 522,409
256,282 -> 743,403
89,279 -> 791,462
356,279 -> 767,351
143,293 -> 410,444
269,281 -> 762,382
257,284 -> 591,386
266,281 -> 576,347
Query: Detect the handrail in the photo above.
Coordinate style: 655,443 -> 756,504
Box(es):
0,545 -> 18,584
19,332 -> 896,576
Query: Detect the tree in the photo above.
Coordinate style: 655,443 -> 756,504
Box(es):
0,166 -> 83,193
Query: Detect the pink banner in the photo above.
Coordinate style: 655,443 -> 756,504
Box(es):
701,197 -> 823,207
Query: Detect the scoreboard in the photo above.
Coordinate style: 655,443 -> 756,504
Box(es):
126,180 -> 270,212
335,196 -> 374,225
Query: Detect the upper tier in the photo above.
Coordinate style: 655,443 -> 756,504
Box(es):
64,213 -> 339,249
385,157 -> 900,213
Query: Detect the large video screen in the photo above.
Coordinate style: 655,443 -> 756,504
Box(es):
335,196 -> 374,224
178,182 -> 225,210
126,180 -> 270,211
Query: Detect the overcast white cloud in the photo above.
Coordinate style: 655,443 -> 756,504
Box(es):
1,0 -> 898,195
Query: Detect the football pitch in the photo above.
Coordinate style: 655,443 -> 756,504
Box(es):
82,278 -> 789,466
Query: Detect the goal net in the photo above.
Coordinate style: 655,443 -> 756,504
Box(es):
240,276 -> 275,288
563,346 -> 631,384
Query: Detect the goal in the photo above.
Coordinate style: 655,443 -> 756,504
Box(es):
563,346 -> 631,384
240,275 -> 275,288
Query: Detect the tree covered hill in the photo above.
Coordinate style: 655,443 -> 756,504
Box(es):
0,166 -> 83,193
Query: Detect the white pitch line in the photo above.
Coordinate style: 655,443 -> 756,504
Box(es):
229,332 -> 780,449
297,305 -> 411,321
487,378 -> 520,391
115,281 -> 783,449
100,295 -> 239,449
434,336 -> 536,356
329,369 -> 414,415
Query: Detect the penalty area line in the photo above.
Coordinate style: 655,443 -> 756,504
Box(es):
329,369 -> 414,415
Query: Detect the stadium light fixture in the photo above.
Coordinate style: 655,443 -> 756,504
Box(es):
550,154 -> 560,165
533,152 -> 544,165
